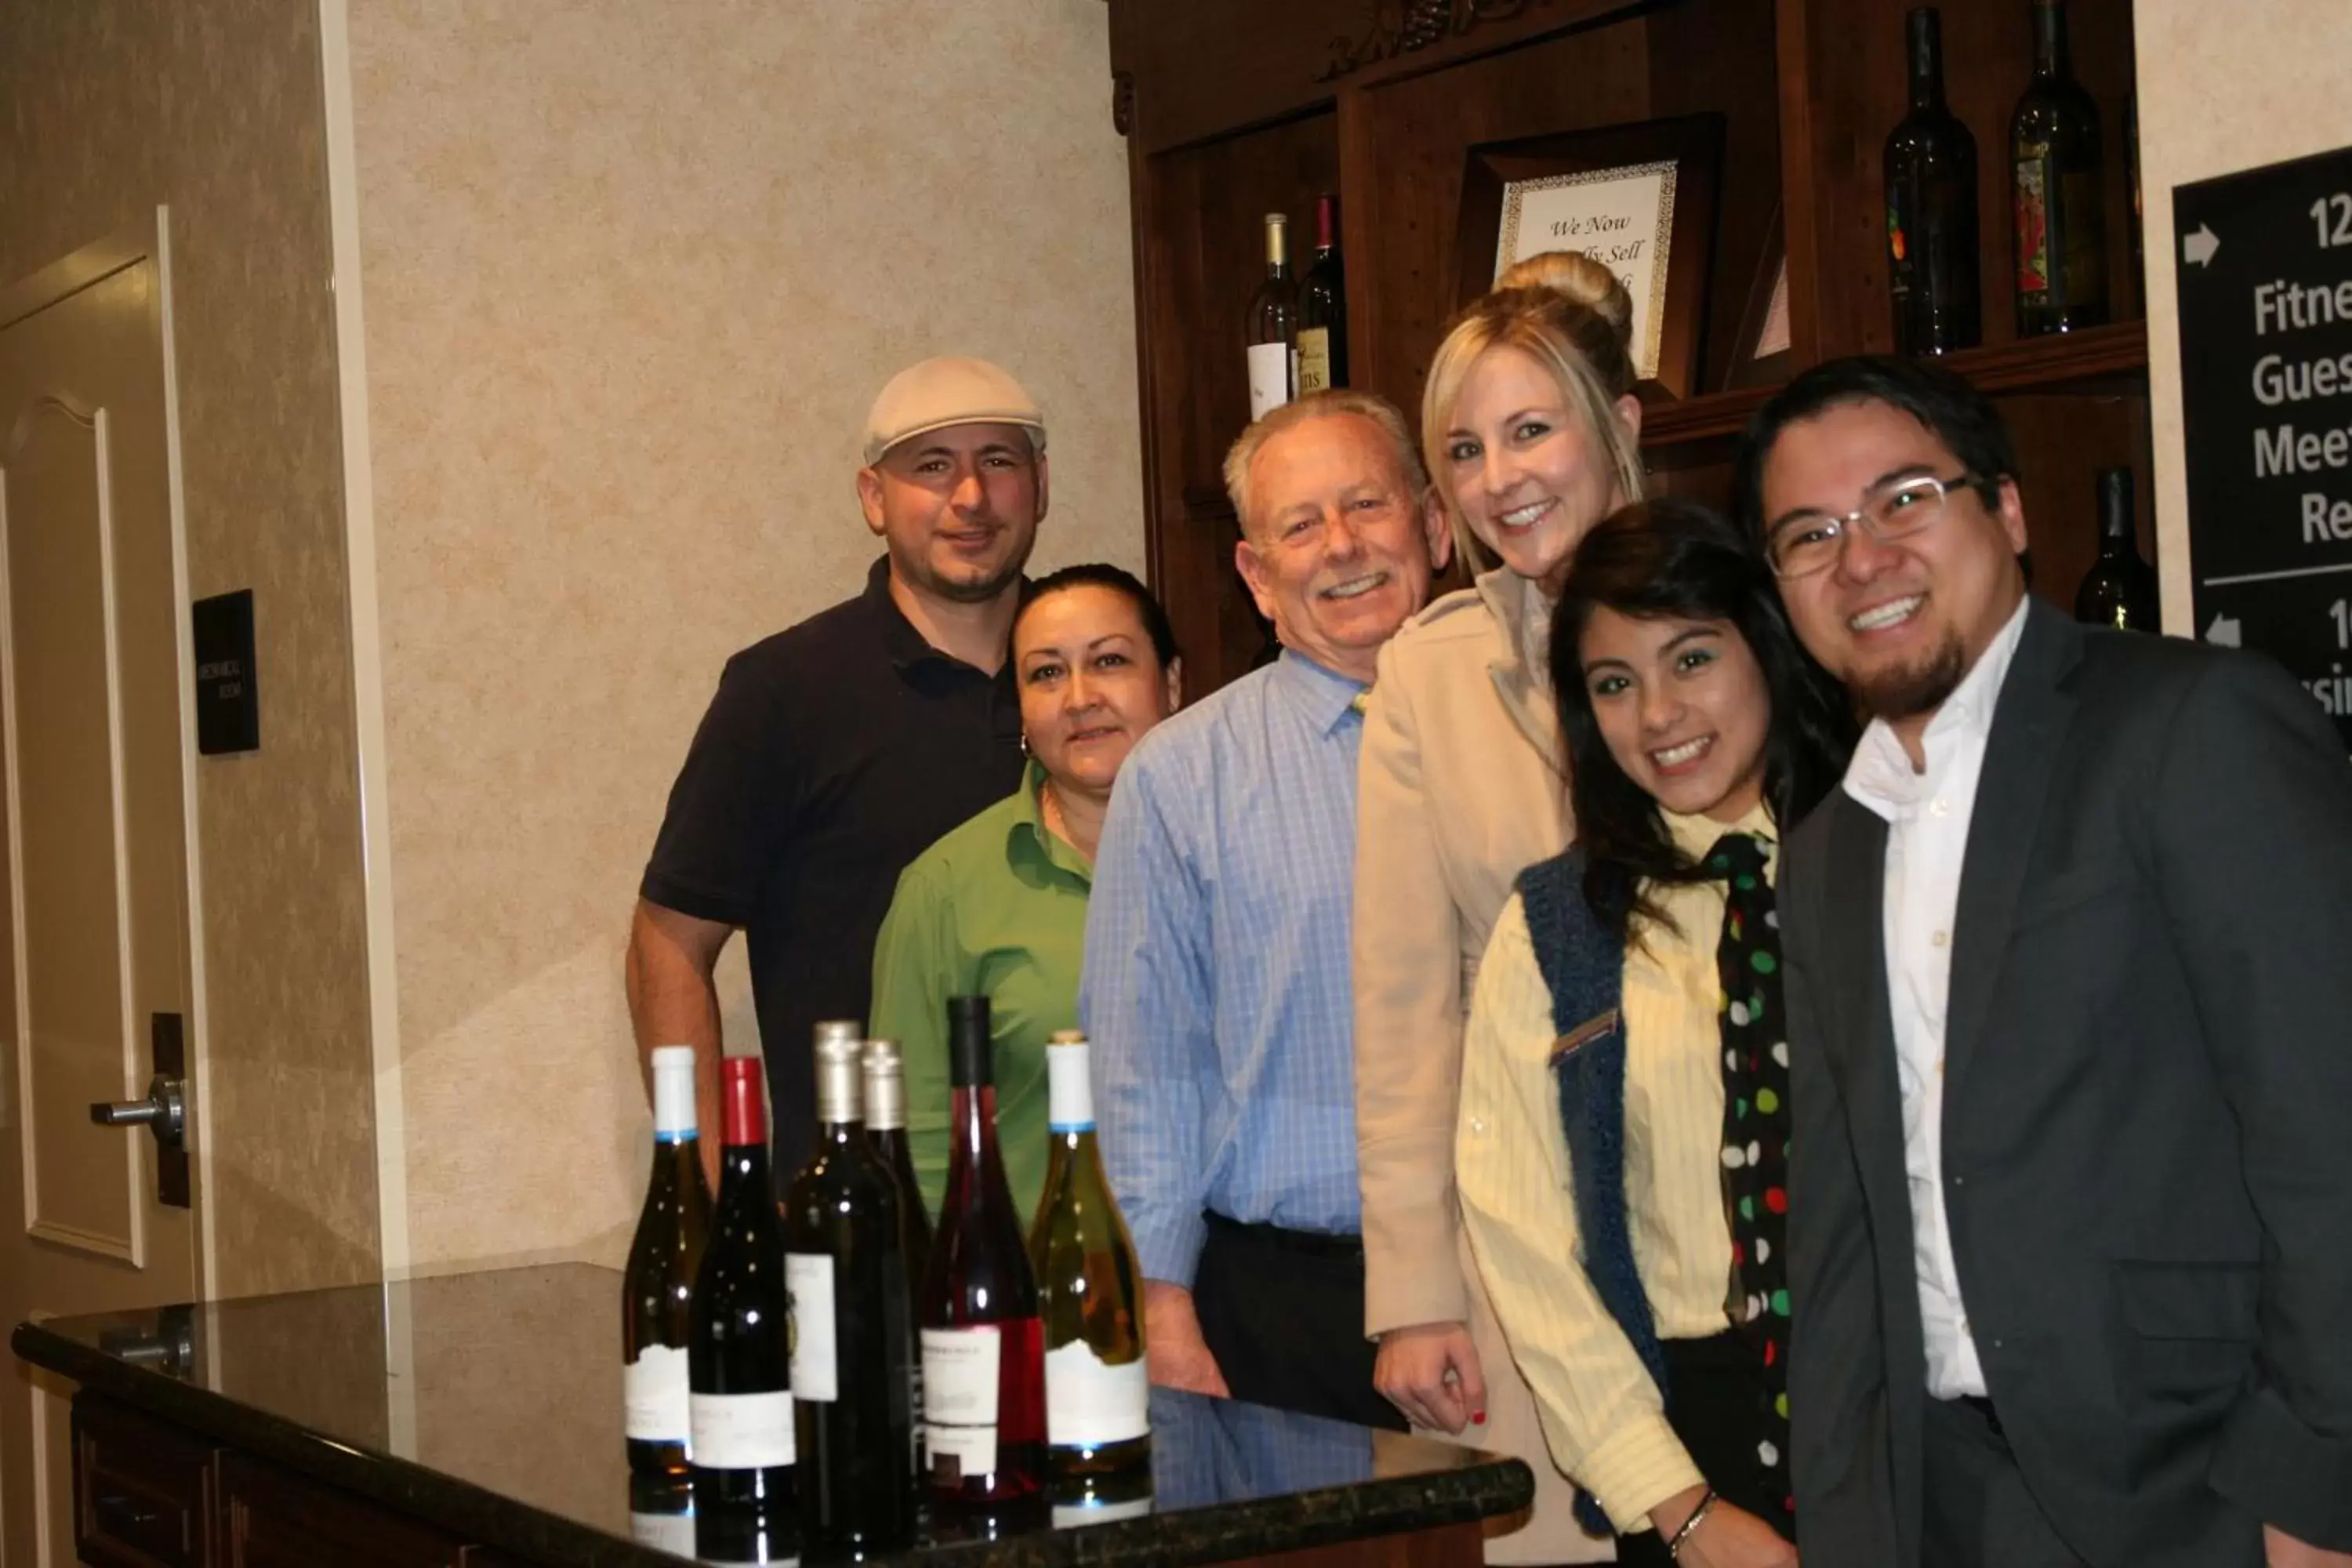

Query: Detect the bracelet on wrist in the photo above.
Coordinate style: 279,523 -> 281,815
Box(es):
1666,1487 -> 1719,1561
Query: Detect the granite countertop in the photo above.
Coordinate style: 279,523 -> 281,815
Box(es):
13,1262 -> 1533,1566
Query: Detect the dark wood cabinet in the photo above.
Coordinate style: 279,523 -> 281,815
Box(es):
1110,0 -> 2156,696
74,1397 -> 215,1568
216,1451 -> 470,1568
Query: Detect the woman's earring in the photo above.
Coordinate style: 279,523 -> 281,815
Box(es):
1019,731 -> 1030,756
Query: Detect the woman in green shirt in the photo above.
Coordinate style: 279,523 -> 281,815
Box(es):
869,564 -> 1182,1222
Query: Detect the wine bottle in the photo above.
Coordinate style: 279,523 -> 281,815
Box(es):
1886,7 -> 1981,354
1298,194 -> 1348,394
2074,467 -> 2158,631
1244,212 -> 1299,422
1028,1031 -> 1151,1483
688,1056 -> 797,1515
627,1472 -> 697,1557
785,1023 -> 917,1554
864,1038 -> 933,1278
918,996 -> 1047,1504
2012,0 -> 2108,336
2124,85 -> 2143,314
624,1045 -> 713,1478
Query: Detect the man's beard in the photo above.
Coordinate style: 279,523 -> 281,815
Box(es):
898,537 -> 1029,605
1851,632 -> 1965,721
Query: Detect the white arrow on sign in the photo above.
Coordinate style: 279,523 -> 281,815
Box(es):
2183,224 -> 2221,267
2205,612 -> 2241,646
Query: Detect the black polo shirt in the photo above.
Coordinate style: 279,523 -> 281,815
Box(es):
641,555 -> 1024,1173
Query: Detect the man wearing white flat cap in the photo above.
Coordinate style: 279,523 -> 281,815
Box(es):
629,356 -> 1048,1178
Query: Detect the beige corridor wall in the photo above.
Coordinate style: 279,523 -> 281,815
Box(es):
0,2 -> 382,1297
344,0 -> 1145,1270
2138,0 -> 2352,629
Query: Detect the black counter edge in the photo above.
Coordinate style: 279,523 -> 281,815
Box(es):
13,1318 -> 1536,1567
13,1320 -> 695,1568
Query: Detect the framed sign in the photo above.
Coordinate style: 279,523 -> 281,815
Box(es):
1456,114 -> 1723,398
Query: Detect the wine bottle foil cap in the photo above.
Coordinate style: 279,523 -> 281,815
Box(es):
813,1033 -> 863,1126
862,1039 -> 906,1130
719,1054 -> 766,1147
812,1019 -> 862,1047
650,1044 -> 698,1139
949,996 -> 993,1087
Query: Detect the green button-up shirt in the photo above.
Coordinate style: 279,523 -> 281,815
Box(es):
869,760 -> 1091,1225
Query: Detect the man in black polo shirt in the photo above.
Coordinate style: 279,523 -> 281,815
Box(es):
627,356 -> 1043,1178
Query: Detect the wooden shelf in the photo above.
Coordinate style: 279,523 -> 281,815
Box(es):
1641,320 -> 2151,449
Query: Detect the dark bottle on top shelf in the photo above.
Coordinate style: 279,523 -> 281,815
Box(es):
2075,467 -> 2159,631
688,1057 -> 797,1519
918,996 -> 1047,1508
1887,8 -> 1981,355
1298,194 -> 1348,394
784,1022 -> 918,1555
2012,0 -> 2109,336
622,1044 -> 711,1479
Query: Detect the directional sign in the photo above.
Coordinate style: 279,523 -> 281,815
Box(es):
2176,143 -> 2352,747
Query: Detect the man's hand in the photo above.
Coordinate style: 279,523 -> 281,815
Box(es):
2267,1525 -> 2352,1567
1142,1281 -> 1229,1398
625,898 -> 733,1191
1374,1321 -> 1486,1434
1649,1484 -> 1799,1568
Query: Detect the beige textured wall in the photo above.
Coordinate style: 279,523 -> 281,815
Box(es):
2139,0 -> 2352,629
0,2 -> 382,1296
343,0 -> 1143,1271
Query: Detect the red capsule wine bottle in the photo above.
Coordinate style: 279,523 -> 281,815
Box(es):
624,1045 -> 713,1477
688,1057 -> 797,1516
785,1023 -> 916,1554
1297,194 -> 1348,393
917,996 -> 1047,1504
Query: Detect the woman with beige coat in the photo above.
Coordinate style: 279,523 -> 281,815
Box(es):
1354,254 -> 1644,1563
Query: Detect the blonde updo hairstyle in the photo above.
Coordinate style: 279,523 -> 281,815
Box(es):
1420,251 -> 1647,576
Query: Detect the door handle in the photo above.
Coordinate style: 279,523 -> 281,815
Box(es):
90,1073 -> 185,1152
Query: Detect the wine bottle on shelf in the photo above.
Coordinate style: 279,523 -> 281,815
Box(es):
1028,1031 -> 1151,1484
864,1038 -> 933,1279
2074,467 -> 2159,631
784,1023 -> 917,1555
1886,8 -> 1980,355
1244,212 -> 1299,422
623,1044 -> 712,1479
1298,194 -> 1348,394
2124,85 -> 2144,314
918,996 -> 1047,1506
2011,0 -> 2108,336
688,1056 -> 797,1519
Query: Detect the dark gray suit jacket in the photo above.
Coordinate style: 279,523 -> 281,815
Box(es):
1780,600 -> 2352,1566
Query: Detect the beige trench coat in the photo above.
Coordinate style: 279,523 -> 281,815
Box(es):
1354,568 -> 1610,1563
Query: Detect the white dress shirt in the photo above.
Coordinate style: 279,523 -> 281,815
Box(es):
1838,597 -> 2029,1401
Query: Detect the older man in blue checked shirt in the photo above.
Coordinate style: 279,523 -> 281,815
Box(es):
1083,390 -> 1450,1430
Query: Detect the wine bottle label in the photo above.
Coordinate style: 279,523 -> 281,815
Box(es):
688,1390 -> 797,1469
1298,328 -> 1332,394
2015,149 -> 2053,299
784,1253 -> 837,1402
623,1344 -> 691,1443
629,1508 -> 698,1554
1246,343 -> 1291,421
921,1326 -> 1001,1479
1045,1339 -> 1149,1447
1054,1494 -> 1156,1530
1886,199 -> 1914,303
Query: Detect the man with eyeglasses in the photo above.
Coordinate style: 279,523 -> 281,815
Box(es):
1738,355 -> 2352,1568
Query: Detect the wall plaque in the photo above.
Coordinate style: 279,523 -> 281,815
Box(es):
193,588 -> 259,755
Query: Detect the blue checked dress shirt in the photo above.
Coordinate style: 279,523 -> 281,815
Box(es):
1081,651 -> 1370,1289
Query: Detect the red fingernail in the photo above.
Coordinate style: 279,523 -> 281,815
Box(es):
1472,1410 -> 1486,1425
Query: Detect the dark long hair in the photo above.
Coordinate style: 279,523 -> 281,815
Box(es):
1551,499 -> 1856,943
1016,562 -> 1181,672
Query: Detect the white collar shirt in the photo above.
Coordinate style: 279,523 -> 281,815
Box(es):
1838,596 -> 2031,1401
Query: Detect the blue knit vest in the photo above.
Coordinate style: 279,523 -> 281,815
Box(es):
1514,848 -> 1671,1537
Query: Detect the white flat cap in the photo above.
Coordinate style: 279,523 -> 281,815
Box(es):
862,356 -> 1046,465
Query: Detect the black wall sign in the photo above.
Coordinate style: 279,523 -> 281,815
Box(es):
192,589 -> 259,755
2177,143 -> 2352,748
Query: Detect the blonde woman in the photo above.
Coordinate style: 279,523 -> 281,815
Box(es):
1353,252 -> 1643,1563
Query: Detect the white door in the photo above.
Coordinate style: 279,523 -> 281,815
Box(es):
0,216 -> 205,1568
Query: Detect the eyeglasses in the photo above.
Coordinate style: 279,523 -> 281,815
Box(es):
1764,470 -> 1980,579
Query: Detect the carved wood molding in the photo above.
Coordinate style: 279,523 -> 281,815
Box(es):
1112,68 -> 1135,136
1316,0 -> 1537,82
